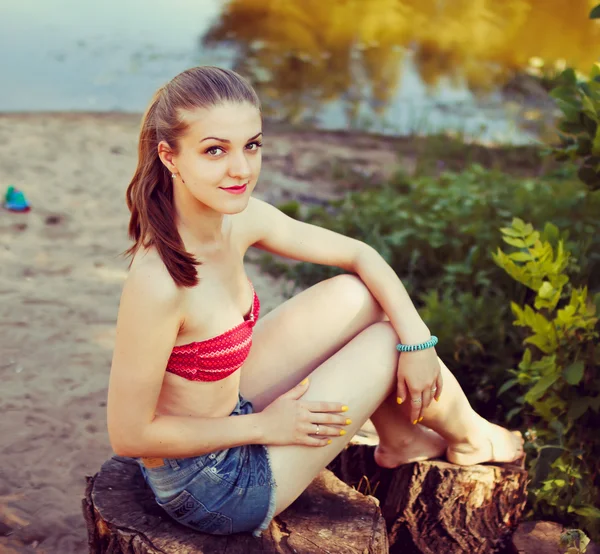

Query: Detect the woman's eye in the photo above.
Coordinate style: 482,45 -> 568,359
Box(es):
246,141 -> 263,151
206,146 -> 224,156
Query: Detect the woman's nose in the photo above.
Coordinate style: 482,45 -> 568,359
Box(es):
228,152 -> 251,179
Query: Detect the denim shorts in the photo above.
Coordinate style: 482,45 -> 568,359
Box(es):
135,395 -> 277,537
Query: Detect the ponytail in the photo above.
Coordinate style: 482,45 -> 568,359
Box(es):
124,89 -> 199,287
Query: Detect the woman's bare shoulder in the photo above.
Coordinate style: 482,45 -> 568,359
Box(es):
124,247 -> 183,307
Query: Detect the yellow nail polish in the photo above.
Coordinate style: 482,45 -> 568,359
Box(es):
412,419 -> 418,425
435,397 -> 439,402
396,397 -> 403,405
340,429 -> 346,436
327,439 -> 332,444
418,417 -> 424,422
341,406 -> 349,412
345,418 -> 352,425
300,378 -> 309,385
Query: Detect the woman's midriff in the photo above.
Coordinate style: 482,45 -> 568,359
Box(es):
155,370 -> 242,418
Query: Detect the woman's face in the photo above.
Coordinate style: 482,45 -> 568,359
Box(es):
164,101 -> 262,214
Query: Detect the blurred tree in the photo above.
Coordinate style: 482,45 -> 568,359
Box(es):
203,0 -> 600,123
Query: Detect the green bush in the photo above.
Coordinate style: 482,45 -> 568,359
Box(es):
493,218 -> 600,538
550,65 -> 600,190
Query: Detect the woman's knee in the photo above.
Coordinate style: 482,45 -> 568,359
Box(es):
324,274 -> 384,322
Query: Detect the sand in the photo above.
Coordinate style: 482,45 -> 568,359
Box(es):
0,113 -> 397,553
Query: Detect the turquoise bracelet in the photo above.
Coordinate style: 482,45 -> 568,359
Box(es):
396,335 -> 438,352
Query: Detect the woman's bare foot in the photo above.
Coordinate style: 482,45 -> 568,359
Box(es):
446,421 -> 525,466
374,425 -> 447,468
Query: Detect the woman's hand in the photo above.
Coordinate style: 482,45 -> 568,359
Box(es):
258,379 -> 350,446
396,348 -> 443,423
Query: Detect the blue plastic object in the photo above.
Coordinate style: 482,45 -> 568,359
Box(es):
3,185 -> 31,212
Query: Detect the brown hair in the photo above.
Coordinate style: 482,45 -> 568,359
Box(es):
124,66 -> 260,287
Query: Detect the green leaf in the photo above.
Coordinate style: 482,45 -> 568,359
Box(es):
542,222 -> 560,245
503,236 -> 527,248
498,378 -> 519,396
567,398 -> 589,420
550,85 -> 578,103
509,252 -> 532,262
589,395 -> 600,412
525,334 -> 556,354
559,68 -> 577,85
563,361 -> 585,385
506,406 -> 522,422
525,373 -> 560,403
582,94 -> 598,119
511,217 -> 526,231
538,281 -> 555,299
573,505 -> 600,518
500,227 -> 524,237
591,4 -> 600,18
524,231 -> 540,247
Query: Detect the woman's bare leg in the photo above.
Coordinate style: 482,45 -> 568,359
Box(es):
267,321 -> 400,515
266,322 -> 523,516
241,274 -> 522,513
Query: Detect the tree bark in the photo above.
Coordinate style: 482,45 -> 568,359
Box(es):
82,455 -> 388,554
327,441 -> 529,554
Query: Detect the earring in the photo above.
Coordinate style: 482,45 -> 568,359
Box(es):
171,173 -> 176,179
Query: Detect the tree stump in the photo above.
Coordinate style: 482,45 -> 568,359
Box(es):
327,441 -> 529,554
82,455 -> 388,554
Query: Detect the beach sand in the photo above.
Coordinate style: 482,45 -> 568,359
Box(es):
0,113 -> 395,553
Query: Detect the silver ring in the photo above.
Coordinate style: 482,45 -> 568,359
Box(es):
315,424 -> 320,436
411,398 -> 423,404
431,386 -> 438,393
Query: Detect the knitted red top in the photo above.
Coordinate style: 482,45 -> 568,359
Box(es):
165,284 -> 260,382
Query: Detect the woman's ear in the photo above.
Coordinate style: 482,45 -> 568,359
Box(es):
157,140 -> 177,174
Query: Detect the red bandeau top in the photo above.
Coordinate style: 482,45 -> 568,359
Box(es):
165,283 -> 260,382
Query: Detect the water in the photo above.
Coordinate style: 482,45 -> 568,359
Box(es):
2,0 -> 599,144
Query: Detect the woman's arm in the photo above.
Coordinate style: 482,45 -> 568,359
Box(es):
114,413 -> 265,458
247,197 -> 442,421
247,197 -> 430,343
106,260 -> 264,458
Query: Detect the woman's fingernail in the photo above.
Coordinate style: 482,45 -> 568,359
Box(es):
301,378 -> 309,385
345,418 -> 352,425
435,397 -> 439,402
341,406 -> 349,412
339,429 -> 346,436
396,397 -> 403,404
412,419 -> 418,425
327,439 -> 332,445
418,417 -> 424,422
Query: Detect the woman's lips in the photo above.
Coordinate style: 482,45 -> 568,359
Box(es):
220,184 -> 247,195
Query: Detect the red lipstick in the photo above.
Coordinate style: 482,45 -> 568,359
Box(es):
221,184 -> 247,195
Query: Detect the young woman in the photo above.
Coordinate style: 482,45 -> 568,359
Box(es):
106,66 -> 524,538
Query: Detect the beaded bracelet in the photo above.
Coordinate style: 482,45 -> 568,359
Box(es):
396,335 -> 438,352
